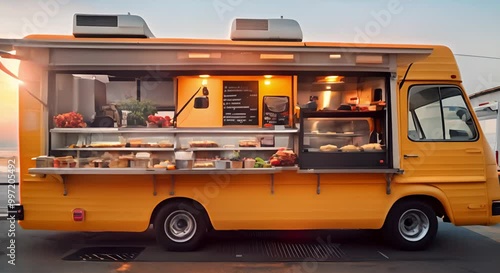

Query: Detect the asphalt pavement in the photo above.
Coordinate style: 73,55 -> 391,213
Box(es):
0,220 -> 498,273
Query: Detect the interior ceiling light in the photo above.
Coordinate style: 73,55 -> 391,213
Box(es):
260,53 -> 294,60
187,52 -> 222,59
317,76 -> 344,83
329,54 -> 342,59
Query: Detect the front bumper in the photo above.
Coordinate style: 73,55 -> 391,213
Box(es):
8,204 -> 24,220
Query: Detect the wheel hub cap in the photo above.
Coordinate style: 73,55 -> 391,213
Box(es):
164,210 -> 197,243
398,209 -> 430,242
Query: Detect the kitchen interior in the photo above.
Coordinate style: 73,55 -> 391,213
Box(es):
45,71 -> 389,169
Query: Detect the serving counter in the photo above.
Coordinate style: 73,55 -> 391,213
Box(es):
28,166 -> 300,197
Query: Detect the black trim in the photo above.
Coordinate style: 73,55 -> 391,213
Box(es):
76,15 -> 118,27
493,202 -> 500,216
8,204 -> 24,220
136,79 -> 141,100
73,34 -> 148,38
385,73 -> 393,168
437,88 -> 447,139
399,63 -> 413,90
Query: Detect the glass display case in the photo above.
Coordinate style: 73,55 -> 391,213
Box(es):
48,127 -> 297,169
298,109 -> 389,169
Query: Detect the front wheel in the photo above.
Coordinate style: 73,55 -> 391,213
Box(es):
154,202 -> 208,251
382,201 -> 438,251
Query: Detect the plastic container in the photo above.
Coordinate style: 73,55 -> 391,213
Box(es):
214,160 -> 230,169
244,158 -> 256,168
175,151 -> 193,160
32,156 -> 54,168
231,161 -> 243,169
131,158 -> 150,168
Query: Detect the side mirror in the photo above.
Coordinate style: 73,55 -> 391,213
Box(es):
194,96 -> 209,108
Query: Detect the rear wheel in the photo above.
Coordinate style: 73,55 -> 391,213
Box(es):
382,201 -> 438,250
154,202 -> 208,251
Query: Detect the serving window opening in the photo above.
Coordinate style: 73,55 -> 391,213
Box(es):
296,73 -> 391,169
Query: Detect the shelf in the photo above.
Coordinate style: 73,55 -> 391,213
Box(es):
301,110 -> 385,118
174,128 -> 298,134
304,148 -> 385,153
185,147 -> 287,151
51,128 -> 124,134
28,167 -> 291,175
52,148 -> 175,152
50,128 -> 299,134
304,133 -> 364,137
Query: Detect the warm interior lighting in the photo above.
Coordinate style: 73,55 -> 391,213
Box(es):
356,55 -> 383,64
325,76 -> 339,82
317,76 -> 344,84
322,91 -> 332,109
260,53 -> 294,60
189,53 -> 211,59
178,52 -> 222,59
329,54 -> 342,59
201,79 -> 208,86
264,75 -> 273,79
326,85 -> 331,90
264,80 -> 271,85
199,75 -> 210,78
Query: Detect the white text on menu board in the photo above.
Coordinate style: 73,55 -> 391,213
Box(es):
222,82 -> 258,125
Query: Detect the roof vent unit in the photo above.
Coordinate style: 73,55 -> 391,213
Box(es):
73,14 -> 155,38
230,18 -> 303,42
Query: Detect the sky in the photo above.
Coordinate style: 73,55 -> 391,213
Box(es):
0,0 -> 499,148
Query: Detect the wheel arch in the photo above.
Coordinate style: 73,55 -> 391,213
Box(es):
150,197 -> 213,229
388,186 -> 454,224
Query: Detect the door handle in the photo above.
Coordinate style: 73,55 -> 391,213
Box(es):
465,148 -> 482,154
404,154 -> 419,159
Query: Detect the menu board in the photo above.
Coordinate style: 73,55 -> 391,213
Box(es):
222,81 -> 259,125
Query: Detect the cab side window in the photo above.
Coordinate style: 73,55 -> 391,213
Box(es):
408,85 -> 477,141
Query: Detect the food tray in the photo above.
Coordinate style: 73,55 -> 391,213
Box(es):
189,141 -> 219,147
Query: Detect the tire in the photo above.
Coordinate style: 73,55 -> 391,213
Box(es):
154,202 -> 208,251
382,201 -> 438,251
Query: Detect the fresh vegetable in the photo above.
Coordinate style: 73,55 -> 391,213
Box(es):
270,158 -> 281,166
269,149 -> 298,166
53,112 -> 87,128
148,115 -> 172,127
229,151 -> 241,161
253,157 -> 266,168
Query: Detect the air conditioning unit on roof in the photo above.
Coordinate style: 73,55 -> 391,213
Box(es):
73,13 -> 155,38
230,18 -> 303,42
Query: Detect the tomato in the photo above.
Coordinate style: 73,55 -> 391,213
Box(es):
270,158 -> 281,166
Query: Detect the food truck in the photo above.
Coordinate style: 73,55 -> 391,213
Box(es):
2,14 -> 499,251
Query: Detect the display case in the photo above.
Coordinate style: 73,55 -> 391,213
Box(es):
298,110 -> 389,169
48,127 -> 297,169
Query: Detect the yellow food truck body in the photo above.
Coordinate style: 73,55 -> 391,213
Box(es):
2,17 -> 499,251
